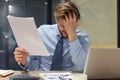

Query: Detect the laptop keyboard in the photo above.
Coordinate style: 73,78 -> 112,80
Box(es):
9,75 -> 39,80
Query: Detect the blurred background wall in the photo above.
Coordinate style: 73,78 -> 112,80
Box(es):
71,0 -> 117,48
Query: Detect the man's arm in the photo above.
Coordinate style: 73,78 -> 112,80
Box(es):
69,33 -> 90,71
63,13 -> 90,71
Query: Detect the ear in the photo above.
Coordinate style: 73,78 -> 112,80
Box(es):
55,19 -> 58,23
55,18 -> 58,23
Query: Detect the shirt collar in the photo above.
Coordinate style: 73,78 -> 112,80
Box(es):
55,24 -> 62,38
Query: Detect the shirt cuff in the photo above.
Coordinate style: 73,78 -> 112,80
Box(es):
70,39 -> 81,56
18,62 -> 29,72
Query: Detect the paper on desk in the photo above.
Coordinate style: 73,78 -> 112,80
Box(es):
0,70 -> 14,77
40,72 -> 87,80
39,72 -> 72,80
7,15 -> 49,56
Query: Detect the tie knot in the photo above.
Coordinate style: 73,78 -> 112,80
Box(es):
60,36 -> 64,39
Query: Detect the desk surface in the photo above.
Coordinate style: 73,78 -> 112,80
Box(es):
0,71 -> 76,80
0,71 -> 120,80
0,71 -> 41,80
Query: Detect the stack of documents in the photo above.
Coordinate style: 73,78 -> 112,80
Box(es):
40,72 -> 72,80
0,70 -> 14,77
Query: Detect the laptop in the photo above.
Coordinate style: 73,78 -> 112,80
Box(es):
84,48 -> 120,79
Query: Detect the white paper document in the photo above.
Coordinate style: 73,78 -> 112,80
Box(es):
39,72 -> 72,80
7,15 -> 49,56
0,70 -> 14,77
40,72 -> 87,80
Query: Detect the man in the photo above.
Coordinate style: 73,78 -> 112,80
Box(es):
14,2 -> 90,72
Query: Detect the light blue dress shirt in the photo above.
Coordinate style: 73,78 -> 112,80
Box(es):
19,24 -> 90,72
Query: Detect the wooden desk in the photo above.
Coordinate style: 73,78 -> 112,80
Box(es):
0,71 -> 120,80
0,71 -> 41,80
1,71 -> 82,80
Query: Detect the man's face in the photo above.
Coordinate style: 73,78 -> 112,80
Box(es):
58,19 -> 68,38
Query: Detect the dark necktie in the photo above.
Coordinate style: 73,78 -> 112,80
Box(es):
51,36 -> 63,70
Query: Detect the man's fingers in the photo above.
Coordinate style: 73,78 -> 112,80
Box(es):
14,54 -> 27,62
15,47 -> 27,53
14,51 -> 21,55
64,12 -> 77,22
73,12 -> 76,19
15,58 -> 26,63
15,54 -> 27,58
65,15 -> 69,21
14,51 -> 29,56
14,47 -> 28,65
69,13 -> 72,20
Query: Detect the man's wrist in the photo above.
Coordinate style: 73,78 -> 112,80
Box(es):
68,32 -> 77,42
18,62 -> 29,72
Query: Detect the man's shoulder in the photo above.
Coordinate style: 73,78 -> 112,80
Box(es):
38,24 -> 57,30
38,24 -> 57,35
76,29 -> 89,37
